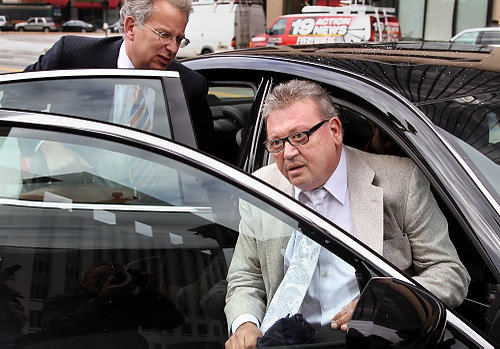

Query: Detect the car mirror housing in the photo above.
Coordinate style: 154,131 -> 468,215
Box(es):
346,277 -> 446,348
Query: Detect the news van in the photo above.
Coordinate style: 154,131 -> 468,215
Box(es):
177,0 -> 266,58
250,4 -> 401,48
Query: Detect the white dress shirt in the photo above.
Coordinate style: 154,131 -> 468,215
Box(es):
231,146 -> 359,333
117,40 -> 134,68
287,146 -> 359,327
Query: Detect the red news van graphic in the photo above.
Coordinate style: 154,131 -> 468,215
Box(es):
290,16 -> 373,44
250,4 -> 401,48
292,16 -> 352,44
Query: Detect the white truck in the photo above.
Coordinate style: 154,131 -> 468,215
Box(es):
177,0 -> 266,58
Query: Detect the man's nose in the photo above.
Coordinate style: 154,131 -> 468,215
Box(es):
164,40 -> 180,52
283,141 -> 299,159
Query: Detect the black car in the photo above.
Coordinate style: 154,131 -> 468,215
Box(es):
0,42 -> 498,348
61,19 -> 95,32
105,21 -> 120,33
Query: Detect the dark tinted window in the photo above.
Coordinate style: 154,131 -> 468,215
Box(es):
480,31 -> 500,45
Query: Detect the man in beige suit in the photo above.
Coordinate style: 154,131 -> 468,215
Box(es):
225,80 -> 470,348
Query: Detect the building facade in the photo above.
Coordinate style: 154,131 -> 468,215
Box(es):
265,0 -> 500,40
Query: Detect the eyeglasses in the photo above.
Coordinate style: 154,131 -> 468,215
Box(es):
264,119 -> 330,153
143,23 -> 190,48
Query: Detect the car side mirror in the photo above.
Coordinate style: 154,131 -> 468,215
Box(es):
266,27 -> 271,35
346,277 -> 446,348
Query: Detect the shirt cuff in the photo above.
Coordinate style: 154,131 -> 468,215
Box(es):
231,314 -> 260,334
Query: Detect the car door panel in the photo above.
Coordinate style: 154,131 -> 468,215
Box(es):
0,113 -> 493,347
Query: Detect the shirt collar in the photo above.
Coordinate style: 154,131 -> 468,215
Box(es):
117,40 -> 135,68
294,146 -> 348,206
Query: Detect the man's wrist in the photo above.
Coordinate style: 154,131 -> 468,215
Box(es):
231,313 -> 259,334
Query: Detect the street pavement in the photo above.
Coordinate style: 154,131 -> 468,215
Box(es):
0,32 -> 121,74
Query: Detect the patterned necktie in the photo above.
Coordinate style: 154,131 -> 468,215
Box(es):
260,188 -> 328,333
128,86 -> 154,198
129,86 -> 152,132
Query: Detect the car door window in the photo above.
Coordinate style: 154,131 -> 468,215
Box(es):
0,76 -> 172,140
0,123 -> 383,348
480,31 -> 500,45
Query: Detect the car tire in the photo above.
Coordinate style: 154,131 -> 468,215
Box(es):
81,28 -> 86,32
201,48 -> 213,55
18,27 -> 24,32
43,27 -> 49,32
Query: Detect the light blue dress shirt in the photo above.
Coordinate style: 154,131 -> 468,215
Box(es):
231,147 -> 360,333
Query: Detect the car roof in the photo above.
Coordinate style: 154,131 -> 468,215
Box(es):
451,27 -> 500,41
191,41 -> 500,104
456,27 -> 500,33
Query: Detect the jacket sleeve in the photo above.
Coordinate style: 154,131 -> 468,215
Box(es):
405,165 -> 470,307
225,199 -> 267,333
24,36 -> 65,72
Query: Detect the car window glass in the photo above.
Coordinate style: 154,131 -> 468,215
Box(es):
0,125 -> 368,347
480,31 -> 500,45
270,18 -> 287,35
0,77 -> 172,140
425,95 -> 500,199
440,126 -> 499,201
453,31 -> 479,43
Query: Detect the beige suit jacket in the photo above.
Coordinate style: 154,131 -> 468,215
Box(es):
225,146 -> 470,329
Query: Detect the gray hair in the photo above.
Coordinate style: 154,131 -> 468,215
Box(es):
262,80 -> 340,122
119,0 -> 192,29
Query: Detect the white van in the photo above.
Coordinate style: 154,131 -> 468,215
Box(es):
177,0 -> 266,58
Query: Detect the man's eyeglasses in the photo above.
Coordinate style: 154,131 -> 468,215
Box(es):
264,119 -> 330,153
144,23 -> 190,48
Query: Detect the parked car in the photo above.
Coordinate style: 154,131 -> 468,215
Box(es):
62,19 -> 95,32
15,17 -> 57,32
105,21 -> 121,33
0,15 -> 14,31
250,3 -> 400,48
0,41 -> 498,347
451,27 -> 500,45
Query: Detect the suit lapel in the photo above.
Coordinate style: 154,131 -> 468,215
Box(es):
345,147 -> 384,255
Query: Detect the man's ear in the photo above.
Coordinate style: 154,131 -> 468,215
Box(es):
123,16 -> 136,41
329,117 -> 343,145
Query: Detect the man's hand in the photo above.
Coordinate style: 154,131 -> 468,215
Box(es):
225,322 -> 262,349
331,299 -> 359,331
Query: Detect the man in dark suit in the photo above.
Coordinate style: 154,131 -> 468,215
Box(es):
23,0 -> 213,153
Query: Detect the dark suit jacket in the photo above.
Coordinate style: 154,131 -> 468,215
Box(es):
24,35 -> 214,153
